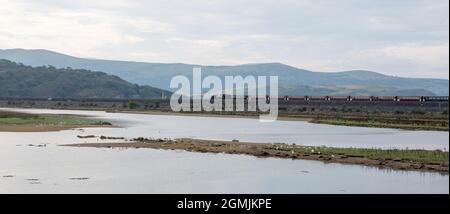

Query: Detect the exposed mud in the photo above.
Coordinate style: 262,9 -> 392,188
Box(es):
64,138 -> 449,173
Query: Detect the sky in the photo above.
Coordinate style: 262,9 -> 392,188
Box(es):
0,0 -> 448,79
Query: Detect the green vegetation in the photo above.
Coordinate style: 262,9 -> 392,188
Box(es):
286,145 -> 449,164
0,59 -> 170,99
310,117 -> 449,131
0,111 -> 111,126
128,101 -> 140,109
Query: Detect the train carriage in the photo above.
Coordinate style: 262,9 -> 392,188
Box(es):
329,96 -> 350,101
288,96 -> 308,101
372,96 -> 396,102
308,96 -> 328,101
351,96 -> 372,101
423,96 -> 449,102
396,96 -> 423,102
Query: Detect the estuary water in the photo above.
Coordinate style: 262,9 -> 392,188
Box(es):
0,108 -> 448,193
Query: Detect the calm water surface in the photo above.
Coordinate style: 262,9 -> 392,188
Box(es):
0,108 -> 448,193
1,108 -> 448,149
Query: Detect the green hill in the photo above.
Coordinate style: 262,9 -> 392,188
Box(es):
0,59 -> 169,99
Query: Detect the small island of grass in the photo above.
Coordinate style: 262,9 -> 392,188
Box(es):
65,137 -> 449,173
0,110 -> 112,132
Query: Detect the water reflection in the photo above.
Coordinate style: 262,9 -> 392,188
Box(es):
1,108 -> 448,150
0,108 -> 448,193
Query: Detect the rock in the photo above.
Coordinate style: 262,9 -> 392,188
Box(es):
322,157 -> 332,161
103,136 -> 125,140
77,135 -> 96,139
256,151 -> 270,156
69,177 -> 90,180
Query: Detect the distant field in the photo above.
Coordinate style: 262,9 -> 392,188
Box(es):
309,116 -> 449,131
1,97 -> 448,131
0,111 -> 110,126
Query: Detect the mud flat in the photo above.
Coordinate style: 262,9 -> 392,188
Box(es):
64,138 -> 449,173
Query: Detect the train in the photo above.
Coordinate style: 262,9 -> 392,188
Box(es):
283,96 -> 449,102
2,95 -> 448,103
217,95 -> 449,102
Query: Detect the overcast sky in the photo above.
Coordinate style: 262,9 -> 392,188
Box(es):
0,0 -> 448,79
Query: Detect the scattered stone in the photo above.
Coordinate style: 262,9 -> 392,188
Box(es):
27,144 -> 46,147
322,157 -> 332,161
77,135 -> 96,139
100,136 -> 125,140
62,138 -> 449,173
69,177 -> 90,180
3,175 -> 15,178
255,151 -> 270,157
393,158 -> 402,162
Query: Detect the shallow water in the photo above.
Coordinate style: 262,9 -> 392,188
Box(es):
0,142 -> 448,194
0,108 -> 448,193
1,108 -> 449,149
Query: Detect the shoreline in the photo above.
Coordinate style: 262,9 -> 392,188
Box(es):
111,110 -> 450,131
63,138 -> 449,173
2,107 -> 448,131
117,110 -> 314,122
0,124 -> 112,132
0,110 -> 113,132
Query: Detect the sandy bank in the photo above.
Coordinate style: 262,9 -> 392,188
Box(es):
64,138 -> 449,173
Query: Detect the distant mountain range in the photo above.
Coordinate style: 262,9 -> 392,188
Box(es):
0,59 -> 168,99
1,48 -> 448,96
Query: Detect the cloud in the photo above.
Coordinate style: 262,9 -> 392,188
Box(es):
0,0 -> 448,79
306,43 -> 449,78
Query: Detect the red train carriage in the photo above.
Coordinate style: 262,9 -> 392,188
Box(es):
308,96 -> 328,101
329,96 -> 350,101
351,96 -> 372,101
423,96 -> 449,102
396,96 -> 423,102
288,96 -> 308,101
371,96 -> 396,101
